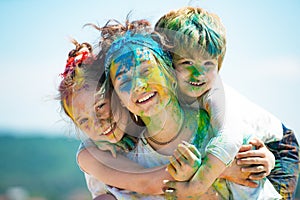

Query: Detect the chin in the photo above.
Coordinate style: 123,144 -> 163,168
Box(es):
113,133 -> 124,143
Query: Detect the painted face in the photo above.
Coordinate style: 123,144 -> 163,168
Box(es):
110,47 -> 172,117
71,87 -> 127,143
173,47 -> 219,103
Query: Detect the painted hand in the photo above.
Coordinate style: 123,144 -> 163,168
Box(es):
220,158 -> 258,188
95,141 -> 118,158
236,137 -> 275,180
115,135 -> 137,152
167,141 -> 202,181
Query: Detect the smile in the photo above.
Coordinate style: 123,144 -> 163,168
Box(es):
189,81 -> 205,87
102,122 -> 116,135
136,92 -> 156,104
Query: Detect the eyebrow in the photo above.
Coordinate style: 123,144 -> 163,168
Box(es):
94,92 -> 105,103
75,115 -> 82,123
115,69 -> 128,80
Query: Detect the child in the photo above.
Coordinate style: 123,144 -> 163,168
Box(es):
155,6 -> 299,199
59,39 -> 150,199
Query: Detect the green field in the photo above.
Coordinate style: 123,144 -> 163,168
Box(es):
0,133 -> 90,199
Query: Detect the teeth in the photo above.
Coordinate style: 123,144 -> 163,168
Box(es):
137,92 -> 155,103
103,123 -> 115,135
189,81 -> 204,86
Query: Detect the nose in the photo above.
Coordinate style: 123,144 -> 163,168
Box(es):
192,65 -> 205,77
133,77 -> 147,93
93,115 -> 111,133
95,104 -> 111,120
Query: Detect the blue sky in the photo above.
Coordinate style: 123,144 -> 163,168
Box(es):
0,0 -> 299,139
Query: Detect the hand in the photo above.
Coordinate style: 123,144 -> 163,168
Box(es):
220,158 -> 258,188
163,180 -> 220,200
236,137 -> 275,180
115,135 -> 137,152
94,141 -> 119,158
167,141 -> 202,181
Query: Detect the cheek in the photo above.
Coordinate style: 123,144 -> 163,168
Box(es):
176,69 -> 190,79
175,71 -> 187,85
116,91 -> 132,108
208,69 -> 218,80
119,82 -> 132,94
79,125 -> 90,136
102,104 -> 111,116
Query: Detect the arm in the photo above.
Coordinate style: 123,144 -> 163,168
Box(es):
164,153 -> 226,199
78,146 -> 173,195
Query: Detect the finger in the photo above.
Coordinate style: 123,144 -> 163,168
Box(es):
123,136 -> 135,148
236,150 -> 265,159
167,164 -> 177,178
110,147 -> 117,158
100,145 -> 117,158
173,149 -> 187,166
177,144 -> 197,165
241,165 -> 265,173
249,172 -> 267,180
169,155 -> 181,170
238,144 -> 253,153
237,157 -> 266,165
182,141 -> 201,158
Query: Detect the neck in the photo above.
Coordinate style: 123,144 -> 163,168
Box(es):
178,91 -> 198,105
142,96 -> 184,144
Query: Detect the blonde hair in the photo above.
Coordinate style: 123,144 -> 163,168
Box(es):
155,6 -> 226,70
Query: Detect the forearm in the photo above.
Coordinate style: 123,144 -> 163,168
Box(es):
78,147 -> 172,194
191,154 -> 226,195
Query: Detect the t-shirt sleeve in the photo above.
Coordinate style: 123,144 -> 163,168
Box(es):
76,139 -> 97,171
205,124 -> 243,166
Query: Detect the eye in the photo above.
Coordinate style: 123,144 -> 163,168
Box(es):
204,61 -> 215,66
141,67 -> 150,76
119,78 -> 132,88
95,103 -> 106,113
181,60 -> 193,65
79,118 -> 88,125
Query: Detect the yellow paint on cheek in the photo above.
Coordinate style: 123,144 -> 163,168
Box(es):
110,61 -> 118,83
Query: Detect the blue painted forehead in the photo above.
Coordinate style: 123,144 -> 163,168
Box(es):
104,31 -> 171,76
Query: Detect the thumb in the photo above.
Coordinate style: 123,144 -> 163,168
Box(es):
107,145 -> 117,158
163,180 -> 176,190
249,137 -> 265,149
236,178 -> 259,188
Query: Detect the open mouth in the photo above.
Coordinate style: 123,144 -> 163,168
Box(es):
189,81 -> 205,87
136,92 -> 157,104
102,122 -> 116,136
